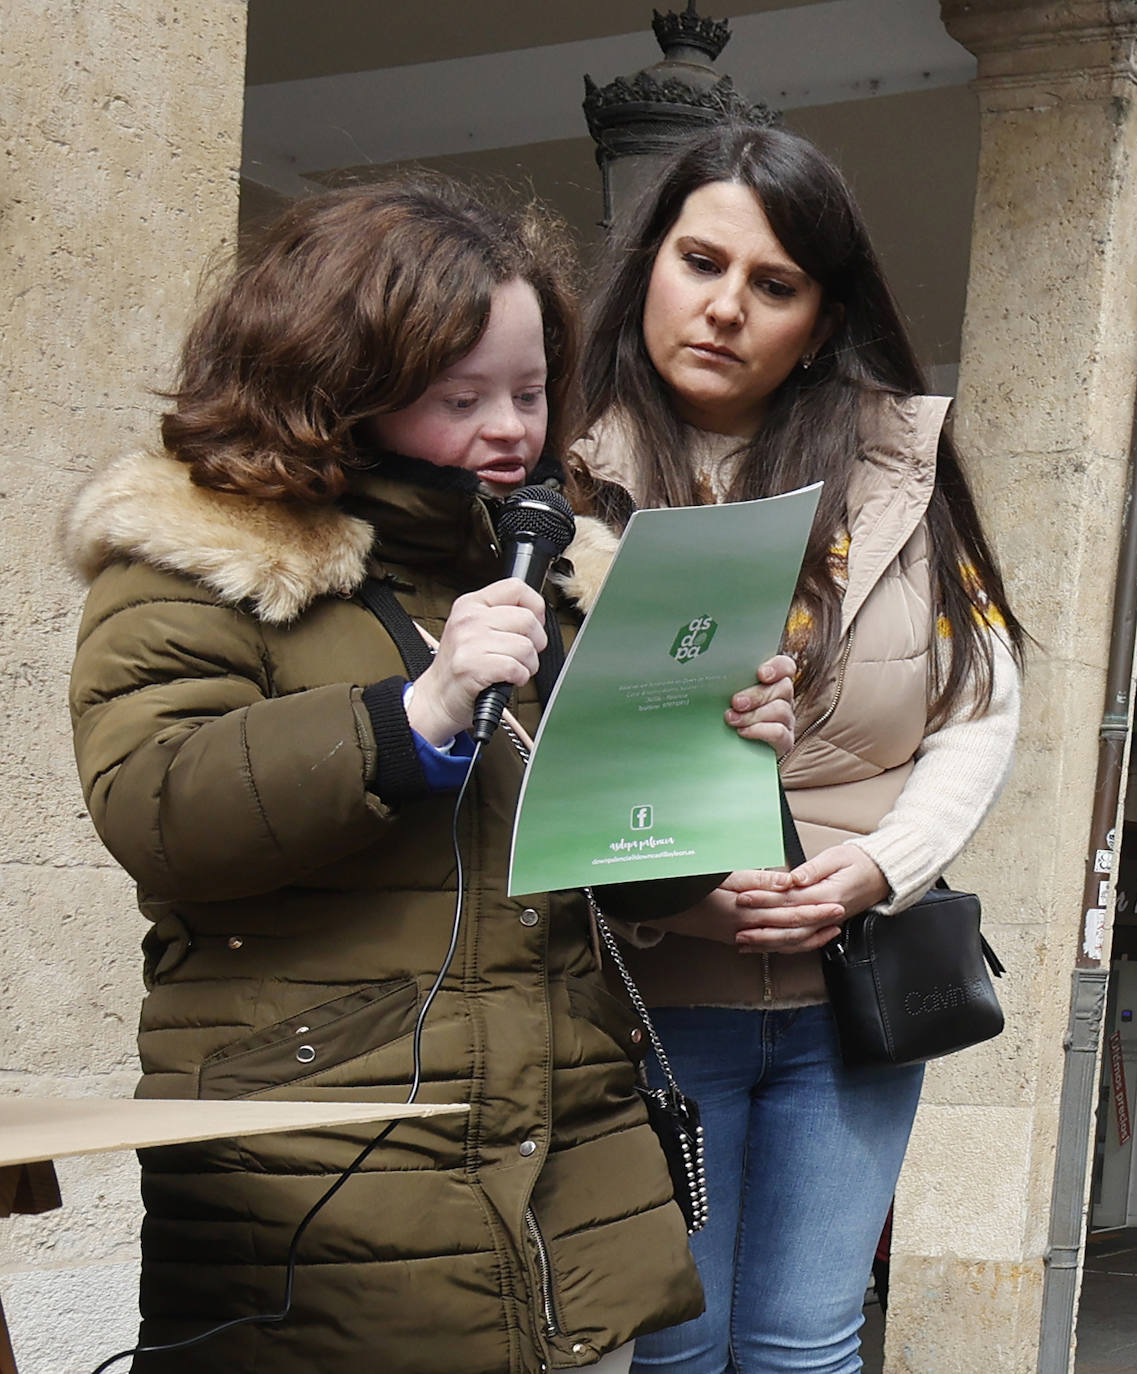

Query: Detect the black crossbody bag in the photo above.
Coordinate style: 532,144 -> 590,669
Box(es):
780,789 -> 1006,1068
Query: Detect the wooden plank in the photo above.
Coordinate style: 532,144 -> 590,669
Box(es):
0,1098 -> 467,1169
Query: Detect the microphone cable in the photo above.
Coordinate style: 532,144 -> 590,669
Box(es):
90,739 -> 486,1374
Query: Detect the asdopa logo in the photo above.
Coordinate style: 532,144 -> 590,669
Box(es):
670,615 -> 717,663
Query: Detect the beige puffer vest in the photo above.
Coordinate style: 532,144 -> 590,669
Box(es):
568,394 -> 951,1007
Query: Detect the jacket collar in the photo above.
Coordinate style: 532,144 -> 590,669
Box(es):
65,446 -> 614,624
346,449 -> 574,591
569,394 -> 952,633
344,447 -> 618,612
346,450 -> 497,588
65,449 -> 376,624
840,394 -> 950,634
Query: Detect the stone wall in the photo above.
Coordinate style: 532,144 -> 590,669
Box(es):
0,3 -> 247,1368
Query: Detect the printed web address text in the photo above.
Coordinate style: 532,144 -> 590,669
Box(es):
592,850 -> 695,865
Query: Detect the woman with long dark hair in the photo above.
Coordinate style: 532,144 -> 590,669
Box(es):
569,123 -> 1024,1374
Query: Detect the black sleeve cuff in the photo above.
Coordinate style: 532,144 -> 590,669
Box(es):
361,677 -> 433,805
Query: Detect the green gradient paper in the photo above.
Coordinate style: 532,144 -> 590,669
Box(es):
508,484 -> 822,897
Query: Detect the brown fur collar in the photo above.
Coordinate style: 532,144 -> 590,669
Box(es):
65,449 -> 619,624
65,451 -> 376,625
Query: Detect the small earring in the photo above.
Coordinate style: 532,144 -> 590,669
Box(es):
800,352 -> 816,371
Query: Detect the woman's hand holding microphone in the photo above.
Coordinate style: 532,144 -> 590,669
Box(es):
403,579 -> 547,747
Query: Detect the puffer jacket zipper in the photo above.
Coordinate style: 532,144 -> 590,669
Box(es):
763,629 -> 857,1003
525,1204 -> 562,1338
777,628 -> 856,769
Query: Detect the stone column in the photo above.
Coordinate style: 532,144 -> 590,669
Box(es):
884,4 -> 1137,1372
0,2 -> 246,1367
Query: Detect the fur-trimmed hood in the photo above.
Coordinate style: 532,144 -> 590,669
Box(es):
64,450 -> 619,624
65,451 -> 375,625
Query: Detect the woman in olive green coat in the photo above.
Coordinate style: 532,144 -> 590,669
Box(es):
66,181 -> 791,1374
65,180 -> 715,1374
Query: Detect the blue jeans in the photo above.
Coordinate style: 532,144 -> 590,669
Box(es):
632,1005 -> 923,1374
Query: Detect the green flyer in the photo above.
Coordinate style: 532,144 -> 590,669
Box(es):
508,483 -> 822,897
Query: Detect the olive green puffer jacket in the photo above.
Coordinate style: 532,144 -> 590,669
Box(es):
67,450 -> 702,1374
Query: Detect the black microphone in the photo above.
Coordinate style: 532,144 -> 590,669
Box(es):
471,485 -> 576,744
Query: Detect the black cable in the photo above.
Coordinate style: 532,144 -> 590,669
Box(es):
90,740 -> 485,1374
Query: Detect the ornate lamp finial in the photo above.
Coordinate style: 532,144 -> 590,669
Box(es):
651,2 -> 731,64
582,4 -> 777,224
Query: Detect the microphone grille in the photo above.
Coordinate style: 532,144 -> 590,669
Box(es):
495,485 -> 575,552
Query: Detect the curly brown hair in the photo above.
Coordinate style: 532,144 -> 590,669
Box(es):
161,177 -> 579,502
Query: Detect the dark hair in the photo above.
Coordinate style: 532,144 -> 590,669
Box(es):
161,177 -> 579,502
579,121 -> 1024,721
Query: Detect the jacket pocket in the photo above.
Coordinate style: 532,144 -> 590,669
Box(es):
565,973 -> 649,1067
198,979 -> 419,1099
